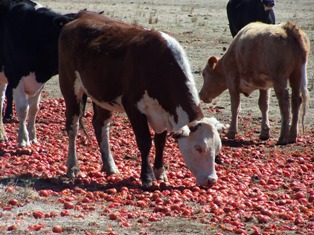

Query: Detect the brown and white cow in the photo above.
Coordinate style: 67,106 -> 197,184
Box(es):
200,21 -> 310,145
58,11 -> 228,187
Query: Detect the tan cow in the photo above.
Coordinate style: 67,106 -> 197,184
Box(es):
199,21 -> 310,145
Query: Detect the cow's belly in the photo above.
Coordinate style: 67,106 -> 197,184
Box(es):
239,74 -> 273,96
91,95 -> 125,113
74,71 -> 124,112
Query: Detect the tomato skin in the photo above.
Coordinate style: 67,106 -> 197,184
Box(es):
52,226 -> 63,233
32,211 -> 45,219
7,225 -> 18,231
8,199 -> 19,206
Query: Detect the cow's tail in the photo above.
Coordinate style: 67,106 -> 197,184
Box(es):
282,21 -> 310,133
300,64 -> 310,134
79,93 -> 89,138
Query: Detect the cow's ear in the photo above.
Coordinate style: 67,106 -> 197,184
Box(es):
216,123 -> 229,133
207,56 -> 218,70
172,126 -> 190,140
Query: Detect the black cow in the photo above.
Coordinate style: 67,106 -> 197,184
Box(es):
226,0 -> 275,37
0,0 -> 75,147
1,0 -> 39,121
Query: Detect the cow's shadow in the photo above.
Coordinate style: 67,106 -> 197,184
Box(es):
0,174 -> 148,193
222,138 -> 256,147
221,138 -> 273,147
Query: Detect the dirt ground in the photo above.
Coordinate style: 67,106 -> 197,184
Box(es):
1,0 -> 314,234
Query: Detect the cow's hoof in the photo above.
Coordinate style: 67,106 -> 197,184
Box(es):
259,132 -> 270,141
154,166 -> 168,182
226,131 -> 236,139
102,166 -> 120,175
259,135 -> 270,141
141,174 -> 156,189
30,138 -> 38,145
288,138 -> 297,144
18,140 -> 31,148
141,180 -> 154,189
288,133 -> 297,144
67,167 -> 80,178
260,127 -> 270,140
276,139 -> 289,145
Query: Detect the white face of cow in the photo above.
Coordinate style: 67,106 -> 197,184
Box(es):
174,117 -> 228,186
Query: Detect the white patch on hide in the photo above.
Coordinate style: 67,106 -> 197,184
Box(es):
160,32 -> 200,106
137,90 -> 189,133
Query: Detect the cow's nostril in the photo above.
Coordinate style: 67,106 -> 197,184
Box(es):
208,178 -> 217,186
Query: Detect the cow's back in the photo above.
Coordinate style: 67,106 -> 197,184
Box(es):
59,11 -> 202,125
224,22 -> 309,81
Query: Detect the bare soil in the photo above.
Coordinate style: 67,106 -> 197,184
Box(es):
1,0 -> 313,234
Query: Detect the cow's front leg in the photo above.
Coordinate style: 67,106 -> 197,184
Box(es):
92,105 -> 119,175
227,88 -> 240,139
27,88 -> 43,144
274,86 -> 290,145
153,131 -> 168,182
13,85 -> 30,147
258,89 -> 270,140
0,82 -> 8,142
125,106 -> 155,187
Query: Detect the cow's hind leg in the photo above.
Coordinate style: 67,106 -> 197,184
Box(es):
273,84 -> 290,145
153,131 -> 168,182
27,88 -> 43,144
289,76 -> 302,143
0,82 -> 8,142
64,96 -> 81,178
92,105 -> 119,176
258,89 -> 270,140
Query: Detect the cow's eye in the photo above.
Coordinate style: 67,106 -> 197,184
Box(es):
189,123 -> 201,132
195,145 -> 202,153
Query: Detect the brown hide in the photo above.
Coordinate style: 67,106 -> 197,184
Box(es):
58,11 -> 204,187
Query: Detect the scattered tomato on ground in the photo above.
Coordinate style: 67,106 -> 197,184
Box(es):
0,98 -> 313,234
